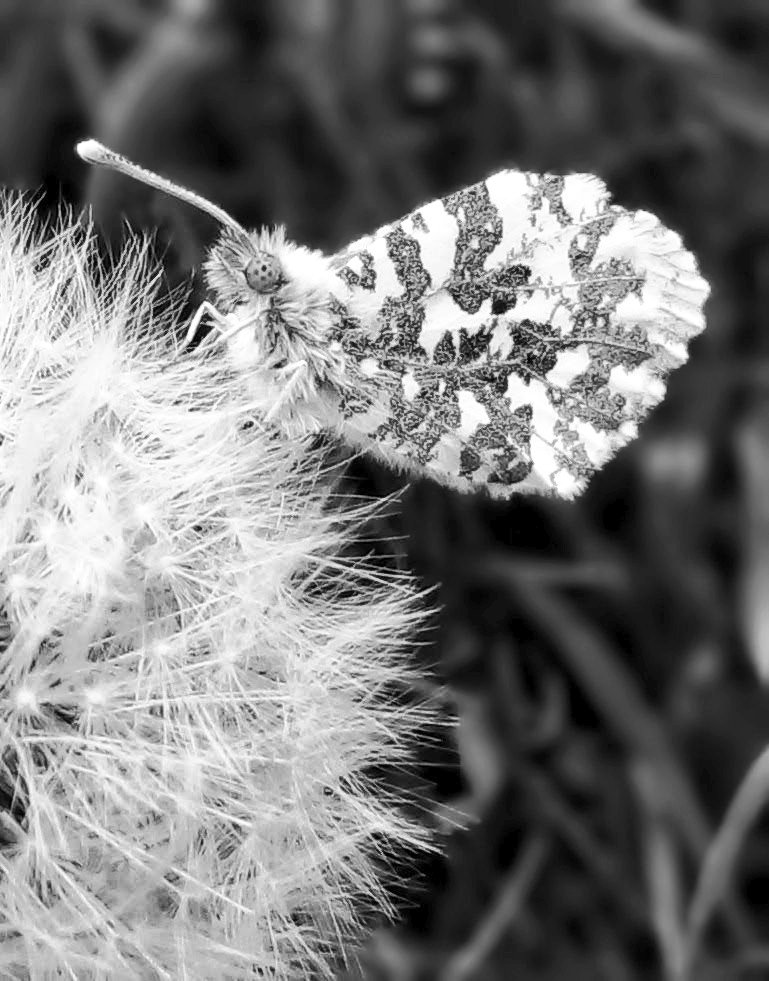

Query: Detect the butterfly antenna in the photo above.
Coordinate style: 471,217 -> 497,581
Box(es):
76,139 -> 249,240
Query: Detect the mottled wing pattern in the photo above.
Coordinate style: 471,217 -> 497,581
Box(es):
331,171 -> 709,498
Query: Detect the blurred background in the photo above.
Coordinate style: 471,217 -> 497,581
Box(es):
4,0 -> 769,978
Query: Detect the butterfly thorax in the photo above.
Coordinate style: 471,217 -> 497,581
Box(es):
204,226 -> 362,429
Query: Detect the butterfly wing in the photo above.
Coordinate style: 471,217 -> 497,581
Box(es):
331,171 -> 709,498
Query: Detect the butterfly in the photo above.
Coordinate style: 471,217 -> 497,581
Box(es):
76,140 -> 709,499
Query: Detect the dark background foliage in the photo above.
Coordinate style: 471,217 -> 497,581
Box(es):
3,1 -> 769,977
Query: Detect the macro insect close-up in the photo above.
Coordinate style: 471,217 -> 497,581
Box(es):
6,4 -> 769,980
78,139 -> 709,500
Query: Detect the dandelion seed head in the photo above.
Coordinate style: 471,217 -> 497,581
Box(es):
0,195 -> 436,979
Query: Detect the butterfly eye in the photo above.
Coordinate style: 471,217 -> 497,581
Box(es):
244,252 -> 283,294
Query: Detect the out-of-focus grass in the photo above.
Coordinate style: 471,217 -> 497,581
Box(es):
4,0 -> 769,977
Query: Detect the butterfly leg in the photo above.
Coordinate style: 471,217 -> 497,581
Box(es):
265,360 -> 310,422
178,301 -> 230,352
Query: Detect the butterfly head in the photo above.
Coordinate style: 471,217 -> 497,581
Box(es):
75,139 -> 289,306
203,225 -> 292,313
74,140 -> 345,367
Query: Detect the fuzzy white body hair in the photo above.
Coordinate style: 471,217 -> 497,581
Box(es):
206,227 -> 357,436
